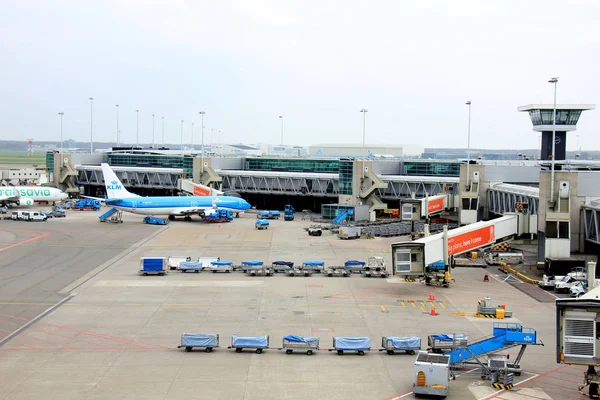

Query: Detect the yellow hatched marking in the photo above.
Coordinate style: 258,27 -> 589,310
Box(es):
439,302 -> 446,309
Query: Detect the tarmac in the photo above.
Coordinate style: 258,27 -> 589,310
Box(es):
0,209 -> 587,400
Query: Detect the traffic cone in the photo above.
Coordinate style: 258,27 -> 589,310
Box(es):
430,305 -> 438,316
428,292 -> 436,301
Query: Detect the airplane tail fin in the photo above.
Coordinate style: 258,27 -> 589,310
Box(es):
101,163 -> 138,199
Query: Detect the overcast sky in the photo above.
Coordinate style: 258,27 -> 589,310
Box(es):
1,0 -> 599,150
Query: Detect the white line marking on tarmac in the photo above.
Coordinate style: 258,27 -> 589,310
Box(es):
477,372 -> 539,400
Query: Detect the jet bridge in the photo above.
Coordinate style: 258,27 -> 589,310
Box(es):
391,215 -> 519,285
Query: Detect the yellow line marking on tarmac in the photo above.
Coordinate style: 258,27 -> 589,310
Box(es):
381,305 -> 388,313
428,302 -> 435,308
419,302 -> 426,308
400,301 -> 406,308
419,306 -> 426,313
439,302 -> 446,308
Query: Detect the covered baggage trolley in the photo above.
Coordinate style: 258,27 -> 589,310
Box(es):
178,333 -> 219,353
272,260 -> 294,273
380,336 -> 421,355
344,259 -> 366,274
280,335 -> 319,355
168,255 -> 191,270
324,265 -> 350,277
179,261 -> 203,273
413,351 -> 450,398
257,211 -> 269,219
302,260 -> 325,273
242,260 -> 263,273
229,335 -> 269,354
330,337 -> 371,356
286,268 -> 312,277
255,219 -> 269,230
208,260 -> 233,273
428,334 -> 468,354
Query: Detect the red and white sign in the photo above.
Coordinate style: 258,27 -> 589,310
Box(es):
447,225 -> 495,256
427,197 -> 445,214
193,186 -> 211,196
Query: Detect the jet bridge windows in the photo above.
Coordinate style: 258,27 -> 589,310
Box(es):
546,221 -> 570,239
462,197 -> 479,210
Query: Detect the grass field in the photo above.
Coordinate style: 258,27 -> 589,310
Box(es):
0,150 -> 46,168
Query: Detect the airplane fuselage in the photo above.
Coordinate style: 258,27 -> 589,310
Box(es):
106,196 -> 250,216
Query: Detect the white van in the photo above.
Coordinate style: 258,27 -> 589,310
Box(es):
26,212 -> 48,222
11,211 -> 29,221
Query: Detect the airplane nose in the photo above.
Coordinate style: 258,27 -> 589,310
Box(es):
242,200 -> 251,210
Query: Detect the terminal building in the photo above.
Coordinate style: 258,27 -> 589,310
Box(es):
46,103 -> 599,263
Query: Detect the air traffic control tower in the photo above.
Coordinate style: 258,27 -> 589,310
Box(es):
518,104 -> 595,161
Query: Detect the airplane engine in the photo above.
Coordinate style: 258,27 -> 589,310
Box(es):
17,198 -> 34,206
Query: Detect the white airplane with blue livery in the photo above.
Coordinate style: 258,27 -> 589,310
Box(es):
101,163 -> 250,221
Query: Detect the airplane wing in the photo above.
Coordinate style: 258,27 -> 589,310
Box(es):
82,195 -> 107,202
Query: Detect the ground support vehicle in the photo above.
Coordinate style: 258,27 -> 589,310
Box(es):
427,334 -> 468,354
338,226 -> 361,240
208,260 -> 233,273
330,337 -> 371,356
229,335 -> 269,353
241,260 -> 263,273
203,210 -> 233,223
323,266 -> 350,277
143,215 -> 169,225
257,210 -> 280,220
178,333 -> 219,352
554,268 -> 588,293
11,211 -> 29,221
255,219 -> 269,230
179,261 -> 203,273
306,225 -> 323,236
286,268 -> 312,277
379,336 -> 421,355
99,208 -> 123,223
539,258 -> 587,289
279,335 -> 319,355
72,198 -> 101,211
268,210 -> 280,219
247,268 -> 273,277
25,211 -> 47,222
476,297 -> 513,318
167,256 -> 191,271
272,261 -> 294,273
413,351 -> 450,398
139,257 -> 167,276
485,252 -> 523,266
302,261 -> 325,274
284,205 -> 295,221
344,260 -> 367,274
363,270 -> 390,278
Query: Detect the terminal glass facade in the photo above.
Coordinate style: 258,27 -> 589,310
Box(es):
527,109 -> 582,126
108,154 -> 194,175
245,158 -> 339,173
45,152 -> 54,172
338,160 -> 354,195
403,161 -> 460,177
322,204 -> 354,220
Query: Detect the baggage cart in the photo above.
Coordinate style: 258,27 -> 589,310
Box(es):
208,260 -> 233,273
413,351 -> 450,397
242,260 -> 264,273
286,268 -> 312,277
302,260 -> 325,273
330,337 -> 371,356
363,270 -> 390,278
168,255 -> 191,270
272,260 -> 294,273
229,335 -> 269,353
255,219 -> 269,230
178,333 -> 219,352
279,335 -> 319,355
324,266 -> 350,277
344,260 -> 366,274
427,334 -> 468,354
179,261 -> 203,273
139,257 -> 167,276
379,336 -> 421,355
247,267 -> 273,277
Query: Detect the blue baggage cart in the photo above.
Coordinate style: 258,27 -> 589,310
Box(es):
229,335 -> 269,354
302,260 -> 325,273
178,333 -> 219,352
208,260 -> 233,273
331,337 -> 371,356
380,336 -> 421,355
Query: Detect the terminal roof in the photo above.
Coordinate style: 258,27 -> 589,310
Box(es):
517,104 -> 595,111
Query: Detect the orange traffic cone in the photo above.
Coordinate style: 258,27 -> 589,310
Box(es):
430,305 -> 438,316
428,292 -> 436,301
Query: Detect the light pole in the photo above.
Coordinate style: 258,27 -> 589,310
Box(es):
279,115 -> 284,145
211,128 -> 214,151
115,105 -> 120,147
465,101 -> 472,189
218,130 -> 222,156
89,97 -> 94,153
191,122 -> 195,151
58,112 -> 64,151
549,77 -> 558,204
152,113 -> 155,148
198,111 -> 206,174
161,116 -> 165,147
180,120 -> 184,155
360,109 -> 368,178
135,110 -> 139,148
